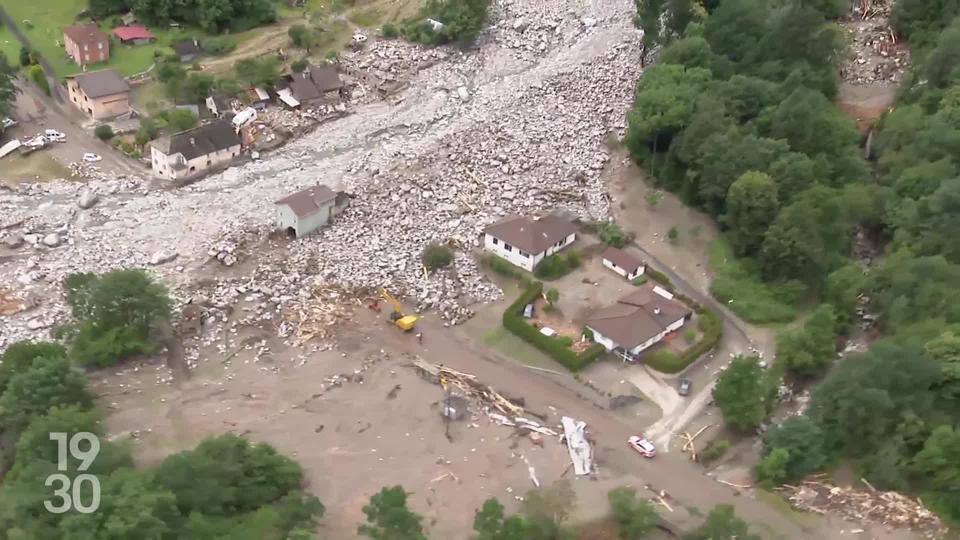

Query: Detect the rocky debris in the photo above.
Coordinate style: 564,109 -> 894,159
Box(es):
0,0 -> 641,348
2,234 -> 23,249
841,3 -> 910,86
42,233 -> 61,247
150,251 -> 178,265
781,477 -> 947,538
77,189 -> 99,209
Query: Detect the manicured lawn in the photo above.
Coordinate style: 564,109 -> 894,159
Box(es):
709,239 -> 804,324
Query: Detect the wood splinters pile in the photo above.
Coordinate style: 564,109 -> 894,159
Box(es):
779,476 -> 947,538
282,284 -> 362,344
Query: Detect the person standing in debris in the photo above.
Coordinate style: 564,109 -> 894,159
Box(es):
416,332 -> 423,344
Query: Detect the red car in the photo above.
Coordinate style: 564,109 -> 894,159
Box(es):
628,435 -> 657,458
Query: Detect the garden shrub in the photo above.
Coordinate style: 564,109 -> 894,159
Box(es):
422,243 -> 454,271
95,125 -> 114,140
534,251 -> 580,280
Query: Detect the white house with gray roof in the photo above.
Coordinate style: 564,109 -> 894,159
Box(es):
274,184 -> 350,238
149,120 -> 241,180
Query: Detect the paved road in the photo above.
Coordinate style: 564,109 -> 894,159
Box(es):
0,6 -> 65,103
10,78 -> 145,177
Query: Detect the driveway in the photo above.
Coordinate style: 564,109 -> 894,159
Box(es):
9,79 -> 146,177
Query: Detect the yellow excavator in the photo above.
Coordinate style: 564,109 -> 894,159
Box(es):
379,288 -> 420,331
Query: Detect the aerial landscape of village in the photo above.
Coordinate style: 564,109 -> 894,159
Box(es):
0,0 -> 958,538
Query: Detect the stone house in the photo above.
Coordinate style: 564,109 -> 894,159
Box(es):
601,246 -> 646,280
274,184 -> 349,238
586,286 -> 692,360
66,70 -> 130,119
63,24 -> 109,66
149,120 -> 242,180
482,214 -> 578,272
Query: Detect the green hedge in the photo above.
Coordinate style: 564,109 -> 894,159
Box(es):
645,268 -> 674,291
502,282 -> 605,372
534,252 -> 580,280
646,308 -> 724,374
483,255 -> 536,287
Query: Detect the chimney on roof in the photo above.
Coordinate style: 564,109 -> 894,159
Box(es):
654,307 -> 661,315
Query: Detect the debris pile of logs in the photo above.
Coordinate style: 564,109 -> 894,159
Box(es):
780,477 -> 947,538
282,284 -> 363,344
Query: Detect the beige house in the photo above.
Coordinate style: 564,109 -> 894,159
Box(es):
63,24 -> 109,66
150,120 -> 242,181
66,70 -> 130,120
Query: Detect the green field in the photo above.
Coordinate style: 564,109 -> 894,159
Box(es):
708,239 -> 805,325
0,1 -> 181,79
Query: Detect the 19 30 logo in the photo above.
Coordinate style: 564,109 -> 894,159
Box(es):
44,432 -> 101,514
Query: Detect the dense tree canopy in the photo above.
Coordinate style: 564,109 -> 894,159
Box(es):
713,356 -> 768,432
63,269 -> 172,367
131,0 -> 276,33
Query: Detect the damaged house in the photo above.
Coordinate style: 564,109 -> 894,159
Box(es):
274,184 -> 350,238
278,64 -> 345,108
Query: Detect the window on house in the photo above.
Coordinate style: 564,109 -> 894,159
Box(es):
504,243 -> 513,252
492,237 -> 499,245
98,42 -> 103,49
84,44 -> 88,51
520,251 -> 528,258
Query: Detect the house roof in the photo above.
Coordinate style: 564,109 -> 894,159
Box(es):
308,65 -> 343,92
602,246 -> 644,273
586,286 -> 691,350
63,24 -> 107,47
483,214 -> 578,255
173,39 -> 203,57
275,185 -> 338,218
288,73 -> 322,102
151,120 -> 240,161
112,25 -> 154,41
67,70 -> 129,98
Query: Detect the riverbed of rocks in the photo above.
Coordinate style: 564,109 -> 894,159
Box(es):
0,0 -> 642,349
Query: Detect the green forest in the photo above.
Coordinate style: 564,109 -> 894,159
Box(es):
629,0 -> 960,526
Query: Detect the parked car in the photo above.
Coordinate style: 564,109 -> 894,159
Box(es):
44,129 -> 66,142
2,117 -> 17,129
628,435 -> 656,458
677,378 -> 692,396
523,303 -> 534,318
82,153 -> 102,162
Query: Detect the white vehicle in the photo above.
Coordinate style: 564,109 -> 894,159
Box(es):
82,153 -> 102,162
352,31 -> 367,43
628,435 -> 657,458
2,117 -> 17,129
44,129 -> 66,142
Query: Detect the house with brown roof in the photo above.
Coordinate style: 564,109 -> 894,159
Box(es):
149,120 -> 242,180
278,64 -> 345,108
65,70 -> 130,119
586,285 -> 692,359
602,246 -> 646,280
112,25 -> 155,45
274,184 -> 350,237
63,24 -> 109,66
483,213 -> 578,272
